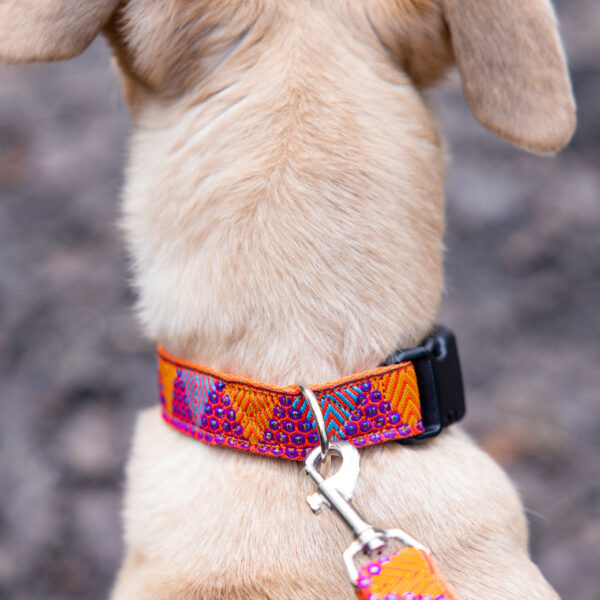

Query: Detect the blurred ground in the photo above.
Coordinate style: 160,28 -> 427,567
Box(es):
0,1 -> 598,598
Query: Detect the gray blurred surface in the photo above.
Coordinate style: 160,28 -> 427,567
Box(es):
0,2 -> 598,598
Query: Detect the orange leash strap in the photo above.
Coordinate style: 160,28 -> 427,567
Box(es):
355,547 -> 458,600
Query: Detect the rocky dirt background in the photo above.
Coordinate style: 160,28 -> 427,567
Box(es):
0,1 -> 598,598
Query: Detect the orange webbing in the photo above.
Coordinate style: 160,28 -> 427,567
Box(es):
355,547 -> 458,600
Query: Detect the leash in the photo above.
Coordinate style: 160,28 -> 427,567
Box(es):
157,326 -> 465,598
305,439 -> 458,599
299,329 -> 462,598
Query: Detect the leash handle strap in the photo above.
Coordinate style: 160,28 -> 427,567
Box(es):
355,547 -> 458,600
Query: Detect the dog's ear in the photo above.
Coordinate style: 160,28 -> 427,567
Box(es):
0,0 -> 119,64
440,0 -> 576,154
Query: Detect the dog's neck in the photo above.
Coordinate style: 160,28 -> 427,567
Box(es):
116,8 -> 447,385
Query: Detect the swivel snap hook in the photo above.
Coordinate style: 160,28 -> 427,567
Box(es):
304,442 -> 386,555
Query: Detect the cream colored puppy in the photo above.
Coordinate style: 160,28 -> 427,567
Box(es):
1,1 -> 576,598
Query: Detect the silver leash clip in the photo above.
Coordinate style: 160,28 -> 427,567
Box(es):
304,442 -> 430,584
301,383 -> 430,585
305,442 -> 387,555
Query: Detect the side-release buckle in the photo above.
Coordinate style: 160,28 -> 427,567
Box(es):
384,325 -> 466,440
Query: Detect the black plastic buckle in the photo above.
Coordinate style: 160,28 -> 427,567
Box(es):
384,325 -> 466,440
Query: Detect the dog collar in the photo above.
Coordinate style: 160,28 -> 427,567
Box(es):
157,326 -> 466,461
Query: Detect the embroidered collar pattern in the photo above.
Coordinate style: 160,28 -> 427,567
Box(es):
157,346 -> 425,461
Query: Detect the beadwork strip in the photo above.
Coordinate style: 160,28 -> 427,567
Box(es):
157,346 -> 424,461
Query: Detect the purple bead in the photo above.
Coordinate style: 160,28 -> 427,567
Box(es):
273,406 -> 286,419
276,432 -> 289,444
370,390 -> 382,401
271,447 -> 283,456
365,405 -> 377,418
298,420 -> 312,433
205,433 -> 213,442
233,424 -> 243,436
201,415 -> 208,427
399,424 -> 411,436
283,420 -> 295,433
379,401 -> 391,413
263,430 -> 274,441
208,391 -> 219,403
215,381 -> 225,392
388,411 -> 400,425
367,563 -> 381,575
226,409 -> 236,421
384,430 -> 396,439
222,421 -> 231,433
385,594 -> 400,600
307,432 -> 319,445
345,423 -> 358,436
374,416 -> 386,427
351,411 -> 362,422
268,419 -> 279,431
285,447 -> 298,459
360,381 -> 372,392
222,394 -> 231,406
204,404 -> 213,416
356,393 -> 366,405
215,434 -> 225,444
401,594 -> 416,600
416,419 -> 425,432
209,418 -> 219,430
369,433 -> 382,443
354,436 -> 366,446
214,406 -> 224,418
360,420 -> 372,433
357,575 -> 372,589
279,395 -> 292,407
240,442 -> 250,450
288,408 -> 302,420
291,434 -> 305,446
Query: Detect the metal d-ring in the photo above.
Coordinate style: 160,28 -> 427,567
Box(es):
299,384 -> 329,460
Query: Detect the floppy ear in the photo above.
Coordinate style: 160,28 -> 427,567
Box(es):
0,0 -> 119,64
440,0 -> 576,154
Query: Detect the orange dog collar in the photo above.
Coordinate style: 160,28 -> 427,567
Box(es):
158,326 -> 465,460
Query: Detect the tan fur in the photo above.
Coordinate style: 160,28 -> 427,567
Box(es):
2,1 -> 576,598
440,0 -> 576,154
0,0 -> 119,63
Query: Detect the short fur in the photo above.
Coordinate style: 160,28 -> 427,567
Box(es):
2,1 -> 576,598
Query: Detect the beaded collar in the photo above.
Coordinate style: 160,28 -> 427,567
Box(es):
157,327 -> 466,461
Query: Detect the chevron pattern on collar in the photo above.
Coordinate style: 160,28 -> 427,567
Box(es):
157,346 -> 424,461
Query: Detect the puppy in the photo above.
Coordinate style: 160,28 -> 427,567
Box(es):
1,1 -> 575,598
